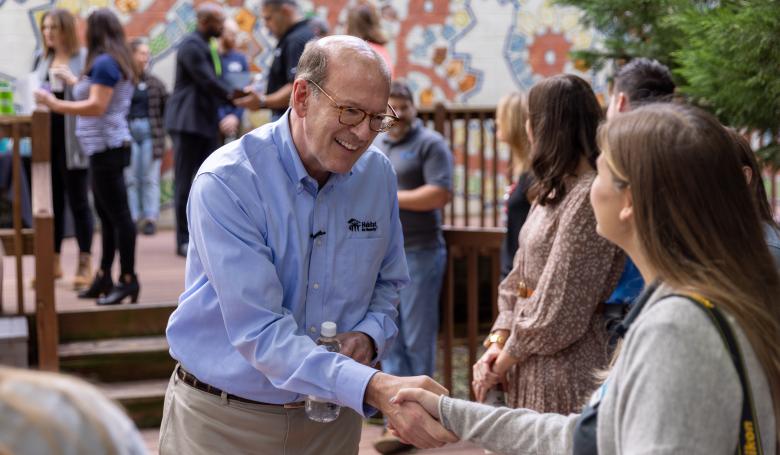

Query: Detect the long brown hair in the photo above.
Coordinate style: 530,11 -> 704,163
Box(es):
496,92 -> 530,175
40,9 -> 80,58
346,3 -> 388,45
600,103 -> 780,445
83,8 -> 136,83
528,74 -> 603,205
727,129 -> 778,229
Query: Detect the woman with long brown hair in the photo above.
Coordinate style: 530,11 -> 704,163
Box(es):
472,74 -> 625,414
36,8 -> 140,306
31,8 -> 94,290
346,2 -> 394,77
392,103 -> 779,455
728,130 -> 780,268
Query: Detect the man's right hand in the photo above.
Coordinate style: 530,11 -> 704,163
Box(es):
365,372 -> 459,449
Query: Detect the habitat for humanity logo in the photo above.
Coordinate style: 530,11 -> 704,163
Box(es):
348,218 -> 377,232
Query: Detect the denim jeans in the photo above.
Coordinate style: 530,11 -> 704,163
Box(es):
382,245 -> 447,377
125,118 -> 161,221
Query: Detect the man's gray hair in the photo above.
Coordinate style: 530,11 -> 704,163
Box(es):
295,36 -> 391,91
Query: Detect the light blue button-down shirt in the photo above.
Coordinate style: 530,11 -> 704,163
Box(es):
166,112 -> 409,416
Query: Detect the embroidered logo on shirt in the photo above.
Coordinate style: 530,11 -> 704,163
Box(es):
348,218 -> 377,232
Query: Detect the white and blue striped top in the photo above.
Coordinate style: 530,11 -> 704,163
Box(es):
72,54 -> 133,155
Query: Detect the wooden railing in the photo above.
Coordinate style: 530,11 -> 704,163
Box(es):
419,105 -> 509,228
439,226 -> 504,398
0,112 -> 58,370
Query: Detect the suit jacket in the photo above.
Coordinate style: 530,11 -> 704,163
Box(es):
165,32 -> 231,138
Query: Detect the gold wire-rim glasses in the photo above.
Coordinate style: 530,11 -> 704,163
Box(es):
305,79 -> 400,133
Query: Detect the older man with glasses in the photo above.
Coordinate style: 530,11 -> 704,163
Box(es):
160,35 -> 458,455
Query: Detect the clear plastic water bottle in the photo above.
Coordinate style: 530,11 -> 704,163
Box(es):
305,321 -> 341,423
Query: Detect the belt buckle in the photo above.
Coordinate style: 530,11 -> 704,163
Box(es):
517,281 -> 530,298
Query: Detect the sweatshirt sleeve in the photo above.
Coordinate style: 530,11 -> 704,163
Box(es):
439,396 -> 579,454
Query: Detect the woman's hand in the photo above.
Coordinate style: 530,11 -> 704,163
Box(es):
472,342 -> 503,402
50,65 -> 78,86
34,89 -> 55,108
390,387 -> 442,420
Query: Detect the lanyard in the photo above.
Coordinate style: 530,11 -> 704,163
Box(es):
669,292 -> 764,455
209,38 -> 222,77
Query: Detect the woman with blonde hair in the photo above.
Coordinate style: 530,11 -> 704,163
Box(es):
0,367 -> 146,454
393,103 -> 779,455
495,92 -> 532,279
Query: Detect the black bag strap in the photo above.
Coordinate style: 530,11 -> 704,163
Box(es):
667,293 -> 764,455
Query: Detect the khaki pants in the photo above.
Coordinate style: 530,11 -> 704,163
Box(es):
158,368 -> 362,455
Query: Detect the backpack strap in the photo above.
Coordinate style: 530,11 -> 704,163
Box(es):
667,293 -> 763,455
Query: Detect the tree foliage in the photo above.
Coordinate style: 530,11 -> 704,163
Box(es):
670,0 -> 780,164
555,0 -> 780,164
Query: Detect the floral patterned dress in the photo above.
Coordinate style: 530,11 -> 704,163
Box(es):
491,171 -> 625,414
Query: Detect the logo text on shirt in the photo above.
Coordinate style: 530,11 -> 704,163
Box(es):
348,218 -> 377,232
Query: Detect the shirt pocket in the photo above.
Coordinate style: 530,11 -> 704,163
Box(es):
334,236 -> 387,304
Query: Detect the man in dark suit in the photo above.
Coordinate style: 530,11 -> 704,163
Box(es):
165,2 -> 232,257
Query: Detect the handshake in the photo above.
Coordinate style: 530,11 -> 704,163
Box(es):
365,372 -> 459,449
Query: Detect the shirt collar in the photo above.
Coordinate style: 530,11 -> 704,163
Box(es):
273,109 -> 349,195
278,19 -> 310,45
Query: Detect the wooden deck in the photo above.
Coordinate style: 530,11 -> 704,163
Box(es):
2,229 -> 184,314
2,229 -> 482,454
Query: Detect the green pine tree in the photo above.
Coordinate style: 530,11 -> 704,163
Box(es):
671,0 -> 780,164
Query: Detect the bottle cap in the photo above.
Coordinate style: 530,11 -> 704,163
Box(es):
320,321 -> 337,338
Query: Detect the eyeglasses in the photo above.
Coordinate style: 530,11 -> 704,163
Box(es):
305,79 -> 399,133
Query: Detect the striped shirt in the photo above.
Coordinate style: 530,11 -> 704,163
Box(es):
72,54 -> 133,155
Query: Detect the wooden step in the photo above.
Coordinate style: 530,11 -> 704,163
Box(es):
27,302 -> 177,343
59,335 -> 175,383
0,228 -> 35,256
99,378 -> 168,428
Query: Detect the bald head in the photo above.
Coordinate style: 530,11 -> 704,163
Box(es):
295,35 -> 391,89
197,3 -> 225,38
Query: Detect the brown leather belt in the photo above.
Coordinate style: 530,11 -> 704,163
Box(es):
176,366 -> 305,408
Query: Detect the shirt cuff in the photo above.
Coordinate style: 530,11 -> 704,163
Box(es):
438,395 -> 455,431
352,319 -> 385,365
335,361 -> 380,417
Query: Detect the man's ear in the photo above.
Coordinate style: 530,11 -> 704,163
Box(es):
291,79 -> 309,117
617,92 -> 630,114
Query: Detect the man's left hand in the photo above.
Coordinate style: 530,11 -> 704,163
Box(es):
335,332 -> 375,365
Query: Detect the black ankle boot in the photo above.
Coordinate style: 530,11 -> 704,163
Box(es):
77,271 -> 113,299
97,274 -> 140,306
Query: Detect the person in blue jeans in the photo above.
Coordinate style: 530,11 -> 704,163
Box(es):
126,38 -> 168,236
373,81 -> 453,454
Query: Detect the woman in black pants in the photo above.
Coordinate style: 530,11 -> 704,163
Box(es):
36,9 -> 139,305
32,9 -> 95,290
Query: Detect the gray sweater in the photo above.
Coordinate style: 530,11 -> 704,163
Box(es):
439,285 -> 776,454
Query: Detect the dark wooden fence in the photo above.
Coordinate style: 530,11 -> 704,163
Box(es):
0,111 -> 58,371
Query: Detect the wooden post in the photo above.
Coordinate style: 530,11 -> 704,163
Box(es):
466,248 -> 478,401
11,123 -> 23,314
31,110 -> 57,371
441,249 -> 455,395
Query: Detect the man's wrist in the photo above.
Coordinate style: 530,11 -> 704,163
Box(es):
258,93 -> 267,109
365,371 -> 391,410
